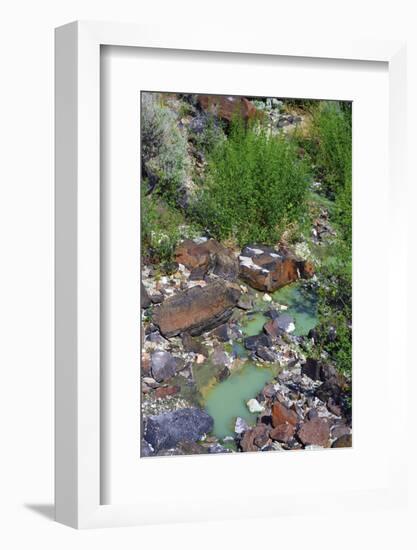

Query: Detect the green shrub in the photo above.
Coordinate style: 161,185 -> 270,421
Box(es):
311,101 -> 352,200
141,92 -> 189,202
141,193 -> 186,265
192,117 -> 311,245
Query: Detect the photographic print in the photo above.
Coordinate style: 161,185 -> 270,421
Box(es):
140,92 -> 352,457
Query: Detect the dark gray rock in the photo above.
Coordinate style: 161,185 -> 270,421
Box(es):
237,294 -> 253,310
256,346 -> 277,362
244,333 -> 272,351
151,351 -> 183,382
141,282 -> 152,309
211,323 -> 230,342
301,358 -> 322,381
144,408 -> 214,451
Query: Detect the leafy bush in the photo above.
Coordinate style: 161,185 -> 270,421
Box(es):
192,117 -> 311,245
141,92 -> 189,201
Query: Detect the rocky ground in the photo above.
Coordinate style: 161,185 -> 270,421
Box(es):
140,94 -> 352,457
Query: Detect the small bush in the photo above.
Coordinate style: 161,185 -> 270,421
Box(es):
192,117 -> 311,245
141,193 -> 186,265
141,92 -> 189,201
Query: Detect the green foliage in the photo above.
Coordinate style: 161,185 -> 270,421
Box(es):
141,92 -> 188,202
311,101 -> 352,200
192,117 -> 311,246
141,193 -> 186,265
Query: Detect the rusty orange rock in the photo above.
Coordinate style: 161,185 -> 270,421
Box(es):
271,402 -> 298,429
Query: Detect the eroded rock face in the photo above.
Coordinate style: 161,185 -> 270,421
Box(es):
239,245 -> 314,292
152,280 -> 240,337
144,408 -> 214,452
197,95 -> 260,123
175,239 -> 239,281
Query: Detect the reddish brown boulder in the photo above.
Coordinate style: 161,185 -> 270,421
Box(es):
239,247 -> 314,292
240,424 -> 270,452
152,280 -> 240,337
175,239 -> 238,281
270,422 -> 296,443
271,402 -> 298,429
298,417 -> 331,447
154,385 -> 180,399
197,95 -> 260,123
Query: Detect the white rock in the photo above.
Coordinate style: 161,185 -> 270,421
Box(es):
263,293 -> 272,302
196,354 -> 205,364
235,416 -> 249,434
246,398 -> 265,414
286,322 -> 296,333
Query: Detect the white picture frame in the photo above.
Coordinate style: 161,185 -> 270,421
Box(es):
55,20 -> 407,529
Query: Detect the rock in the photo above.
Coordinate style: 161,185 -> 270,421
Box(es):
150,292 -> 164,304
262,384 -> 277,398
142,376 -> 160,389
211,347 -> 230,367
175,239 -> 238,281
144,408 -> 214,451
263,293 -> 272,302
141,439 -> 154,457
216,366 -> 230,382
150,351 -> 182,382
332,434 -> 352,448
247,398 -> 265,414
327,397 -> 342,417
270,422 -> 296,443
255,346 -> 277,362
154,385 -> 180,399
153,280 -> 240,337
271,402 -> 298,428
235,416 -> 249,434
141,282 -> 152,308
239,245 -> 314,292
197,95 -> 260,124
211,323 -> 230,342
208,443 -> 229,454
237,294 -> 253,310
298,417 -> 331,447
301,358 -> 321,381
307,408 -> 319,421
331,423 -> 351,439
264,314 -> 295,337
240,424 -> 270,452
244,333 -> 272,351
265,309 -> 280,320
181,332 -> 208,356
178,440 -> 206,455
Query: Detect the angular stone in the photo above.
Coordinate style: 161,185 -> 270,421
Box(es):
240,424 -> 270,452
153,280 -> 240,337
239,245 -> 314,292
255,346 -> 277,362
175,239 -> 238,281
144,408 -> 214,451
235,416 -> 249,434
270,422 -> 296,443
237,294 -> 253,310
298,417 -> 331,447
151,351 -> 181,382
271,401 -> 298,428
211,323 -> 230,342
244,333 -> 272,351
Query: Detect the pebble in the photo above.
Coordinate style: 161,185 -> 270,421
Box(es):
246,398 -> 265,413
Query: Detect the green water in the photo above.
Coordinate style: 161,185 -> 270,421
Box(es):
272,283 -> 318,336
242,312 -> 268,336
204,362 -> 278,438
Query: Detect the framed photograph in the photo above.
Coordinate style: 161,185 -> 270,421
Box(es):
55,21 -> 407,528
